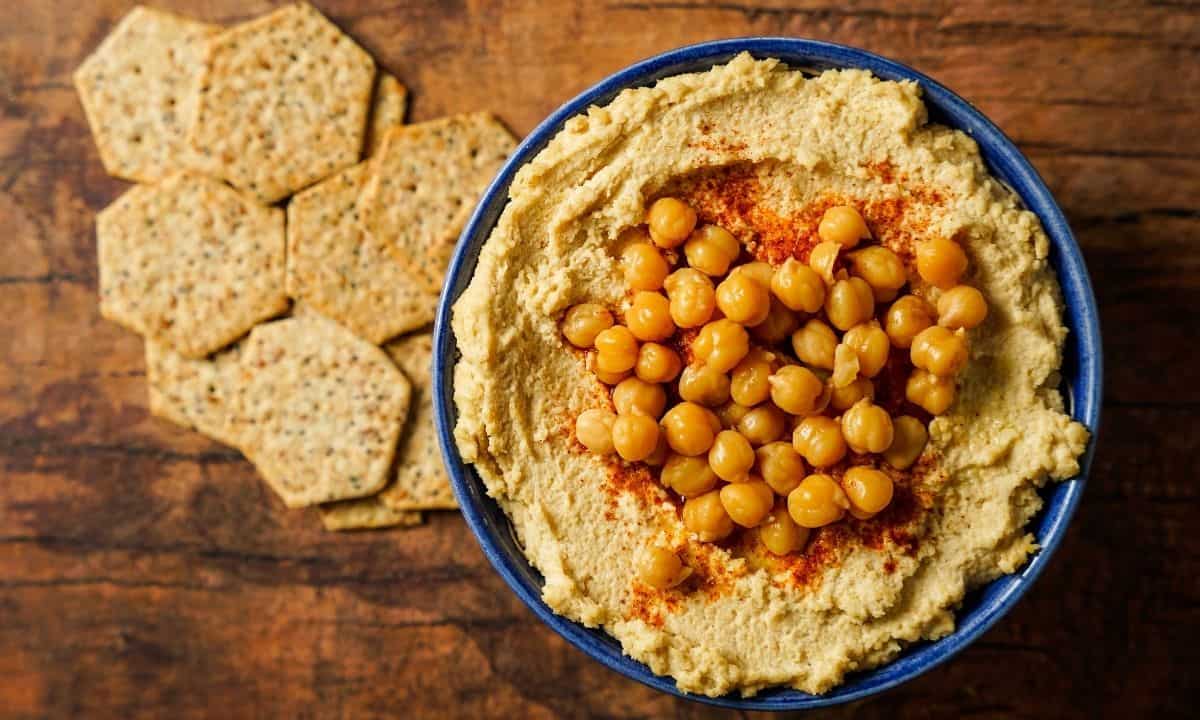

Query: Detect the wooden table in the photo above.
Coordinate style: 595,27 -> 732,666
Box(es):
1,1 -> 1195,717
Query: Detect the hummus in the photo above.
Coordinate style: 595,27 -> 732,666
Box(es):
452,54 -> 1089,696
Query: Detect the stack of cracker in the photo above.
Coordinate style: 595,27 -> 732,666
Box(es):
75,3 -> 516,530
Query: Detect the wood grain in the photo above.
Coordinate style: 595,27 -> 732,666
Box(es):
1,1 -> 1197,717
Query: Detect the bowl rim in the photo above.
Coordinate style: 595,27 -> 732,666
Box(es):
432,37 -> 1102,710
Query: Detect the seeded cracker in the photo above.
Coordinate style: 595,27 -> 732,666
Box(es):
381,333 -> 458,510
286,162 -> 436,344
97,171 -> 288,359
359,113 -> 516,292
364,72 -> 409,157
319,498 -> 422,532
234,315 -> 411,508
187,2 -> 376,203
74,6 -> 218,183
145,340 -> 244,447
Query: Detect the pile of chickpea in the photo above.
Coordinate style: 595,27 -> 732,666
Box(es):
561,197 -> 988,590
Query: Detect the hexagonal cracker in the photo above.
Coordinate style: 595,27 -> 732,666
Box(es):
73,6 -> 218,183
186,2 -> 376,203
233,315 -> 412,508
358,112 -> 517,293
97,171 -> 288,358
318,331 -> 455,530
285,161 -> 435,345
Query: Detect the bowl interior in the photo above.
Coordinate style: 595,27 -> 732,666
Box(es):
432,38 -> 1101,710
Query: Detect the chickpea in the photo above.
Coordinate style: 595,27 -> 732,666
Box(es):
768,365 -> 824,416
808,241 -> 841,285
737,404 -> 788,446
561,303 -> 613,348
842,322 -> 890,378
708,430 -> 756,482
716,272 -> 771,326
575,409 -> 616,454
635,342 -> 682,384
770,258 -> 825,313
910,326 -> 968,377
620,242 -> 670,291
677,364 -> 731,406
830,377 -> 874,412
818,205 -> 871,248
937,285 -> 988,330
906,369 -> 956,415
612,377 -> 667,418
884,416 -> 929,470
825,276 -> 875,331
841,466 -> 894,516
885,295 -> 935,349
832,343 -> 860,389
720,480 -> 775,528
593,325 -> 639,373
624,291 -> 675,342
682,489 -> 735,542
792,415 -> 847,467
612,414 -> 660,461
638,547 -> 689,589
787,474 -> 850,528
671,281 -> 718,328
684,224 -> 740,276
647,197 -> 697,249
848,245 -> 906,297
651,362 -> 709,405
661,454 -> 719,497
664,268 -> 717,328
731,353 -> 773,407
841,399 -> 894,454
916,237 -> 968,289
731,261 -> 774,288
664,267 -> 708,293
759,505 -> 810,555
791,319 -> 838,370
756,441 -> 806,495
750,297 -> 800,344
691,319 -> 750,374
715,401 -> 751,429
593,362 -> 631,385
661,401 -> 717,456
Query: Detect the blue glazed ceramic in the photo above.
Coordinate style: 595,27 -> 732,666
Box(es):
431,38 -> 1102,710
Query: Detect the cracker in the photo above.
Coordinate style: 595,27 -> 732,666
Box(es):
74,6 -> 219,183
145,340 -> 244,446
358,112 -> 516,292
364,72 -> 409,157
380,333 -> 457,510
234,315 -> 411,508
97,171 -> 288,358
186,2 -> 376,203
319,497 -> 422,531
285,161 -> 437,344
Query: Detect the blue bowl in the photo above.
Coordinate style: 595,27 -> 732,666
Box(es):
432,38 -> 1102,710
